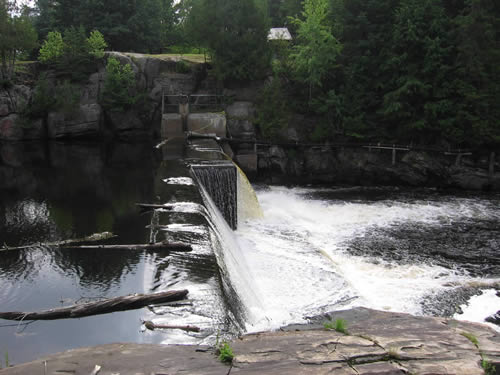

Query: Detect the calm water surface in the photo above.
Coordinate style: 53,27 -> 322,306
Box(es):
0,142 -> 231,365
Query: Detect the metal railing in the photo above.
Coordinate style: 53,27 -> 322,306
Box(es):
161,93 -> 225,115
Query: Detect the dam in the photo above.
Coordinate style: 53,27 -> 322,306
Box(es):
0,97 -> 499,373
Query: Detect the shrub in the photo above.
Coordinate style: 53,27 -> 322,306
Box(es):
324,318 -> 348,334
217,342 -> 234,363
38,31 -> 64,64
100,57 -> 136,111
87,30 -> 107,59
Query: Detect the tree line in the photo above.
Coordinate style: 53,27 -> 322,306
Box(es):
1,0 -> 499,148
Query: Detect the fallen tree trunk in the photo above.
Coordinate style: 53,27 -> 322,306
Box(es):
0,290 -> 189,321
143,320 -> 200,333
62,241 -> 192,252
1,232 -> 117,252
136,203 -> 173,210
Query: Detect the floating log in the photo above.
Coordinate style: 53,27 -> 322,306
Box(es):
1,232 -> 117,252
61,241 -> 192,252
144,320 -> 200,333
0,290 -> 189,321
136,203 -> 173,210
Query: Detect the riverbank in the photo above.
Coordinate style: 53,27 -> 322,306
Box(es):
1,52 -> 499,191
2,307 -> 499,374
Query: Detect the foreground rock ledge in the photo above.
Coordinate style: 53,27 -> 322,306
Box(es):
2,308 -> 499,375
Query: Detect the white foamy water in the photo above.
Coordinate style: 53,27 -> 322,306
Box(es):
233,186 -> 500,331
454,289 -> 500,332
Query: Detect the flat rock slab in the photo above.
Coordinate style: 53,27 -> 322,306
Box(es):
3,308 -> 499,375
0,343 -> 229,375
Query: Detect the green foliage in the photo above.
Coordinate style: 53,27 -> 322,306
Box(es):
255,78 -> 290,139
217,342 -> 234,363
23,73 -> 56,118
324,318 -> 348,334
482,358 -> 496,375
460,331 -> 479,347
186,0 -> 271,81
38,26 -> 107,81
38,30 -> 63,64
0,2 -> 38,81
34,0 -> 177,53
175,60 -> 191,74
290,0 -> 341,99
87,30 -> 107,59
101,56 -> 137,111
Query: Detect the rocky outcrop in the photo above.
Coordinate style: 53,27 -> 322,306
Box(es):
3,308 -> 499,374
106,109 -> 147,139
48,104 -> 102,139
0,53 -> 203,141
226,101 -> 258,176
257,145 -> 500,190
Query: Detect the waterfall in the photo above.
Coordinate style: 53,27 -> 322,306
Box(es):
191,163 -> 238,229
190,161 -> 266,330
193,177 -> 265,329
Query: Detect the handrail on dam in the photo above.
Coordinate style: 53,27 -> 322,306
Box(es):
162,92 -> 226,115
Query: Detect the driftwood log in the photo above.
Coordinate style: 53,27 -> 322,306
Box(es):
136,203 -> 173,210
62,241 -> 192,252
0,290 -> 189,321
144,320 -> 200,333
1,232 -> 117,252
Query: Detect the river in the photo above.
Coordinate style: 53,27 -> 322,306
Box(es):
0,142 -> 499,365
234,185 -> 500,332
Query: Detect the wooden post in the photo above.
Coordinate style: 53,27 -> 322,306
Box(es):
490,152 -> 496,176
455,154 -> 462,167
392,145 -> 396,166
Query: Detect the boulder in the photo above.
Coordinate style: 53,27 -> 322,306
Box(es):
48,104 -> 102,138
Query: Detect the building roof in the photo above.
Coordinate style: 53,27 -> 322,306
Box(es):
268,27 -> 292,41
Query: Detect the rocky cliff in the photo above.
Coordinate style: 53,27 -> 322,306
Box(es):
0,53 -> 202,141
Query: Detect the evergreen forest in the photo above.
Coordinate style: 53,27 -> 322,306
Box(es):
1,0 -> 499,149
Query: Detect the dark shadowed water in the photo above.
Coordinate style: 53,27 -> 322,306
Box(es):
0,141 -> 233,365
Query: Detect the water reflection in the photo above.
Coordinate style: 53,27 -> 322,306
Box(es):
0,141 -> 234,365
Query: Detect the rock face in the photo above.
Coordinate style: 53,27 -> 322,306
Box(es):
258,145 -> 500,190
0,53 -> 203,141
226,101 -> 258,176
48,104 -> 102,138
3,308 -> 499,375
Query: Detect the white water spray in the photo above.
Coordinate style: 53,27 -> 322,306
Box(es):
234,186 -> 500,331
